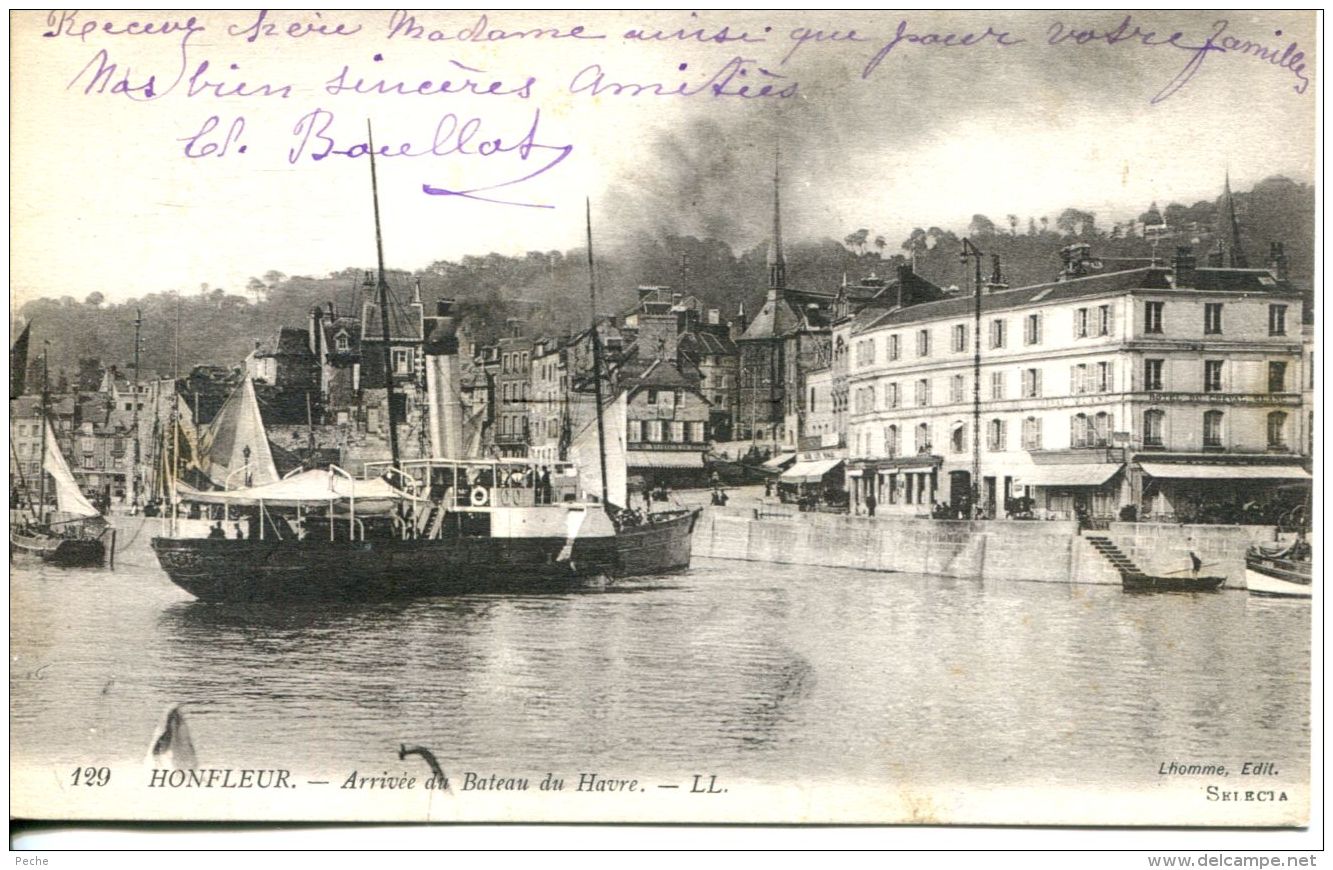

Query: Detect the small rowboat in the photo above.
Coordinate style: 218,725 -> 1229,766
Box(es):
1122,572 -> 1226,593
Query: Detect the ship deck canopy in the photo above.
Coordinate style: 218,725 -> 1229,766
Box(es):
1139,463 -> 1311,481
781,458 -> 845,484
176,469 -> 412,513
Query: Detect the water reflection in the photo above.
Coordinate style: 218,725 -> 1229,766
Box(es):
9,557 -> 1311,788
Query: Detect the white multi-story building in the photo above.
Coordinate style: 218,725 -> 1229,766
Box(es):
845,248 -> 1310,522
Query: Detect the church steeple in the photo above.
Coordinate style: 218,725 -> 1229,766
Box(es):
766,144 -> 786,296
1225,169 -> 1249,268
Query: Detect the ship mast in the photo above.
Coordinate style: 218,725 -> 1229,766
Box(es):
37,344 -> 48,522
584,199 -> 610,508
367,121 -> 401,475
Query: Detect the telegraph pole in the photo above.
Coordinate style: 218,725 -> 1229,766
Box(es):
960,239 -> 984,517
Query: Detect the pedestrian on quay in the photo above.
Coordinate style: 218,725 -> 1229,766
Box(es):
865,489 -> 877,517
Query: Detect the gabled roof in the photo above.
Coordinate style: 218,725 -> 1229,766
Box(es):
852,267 -> 1176,335
625,358 -> 704,398
678,330 -> 736,357
362,298 -> 422,342
254,327 -> 314,358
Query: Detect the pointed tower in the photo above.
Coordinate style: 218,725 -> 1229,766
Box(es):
766,145 -> 786,298
1224,170 -> 1249,268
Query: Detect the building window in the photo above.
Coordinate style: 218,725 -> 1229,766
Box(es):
951,324 -> 967,353
991,371 -> 1005,400
1268,304 -> 1287,336
688,421 -> 705,443
1075,308 -> 1089,338
1097,361 -> 1112,393
1097,304 -> 1112,336
646,420 -> 663,442
989,318 -> 1006,349
335,333 -> 349,352
1144,301 -> 1164,334
950,423 -> 967,454
987,418 -> 1007,451
1204,303 -> 1223,335
627,420 -> 642,442
1092,411 -> 1112,446
1071,363 -> 1088,394
888,334 -> 900,361
1024,313 -> 1041,345
1022,368 -> 1041,398
887,382 -> 900,409
1267,411 -> 1287,449
1203,411 -> 1224,448
1071,413 -> 1091,448
1203,360 -> 1223,393
915,379 -> 931,407
1022,416 -> 1042,450
646,389 -> 658,405
917,329 -> 931,357
671,421 -> 686,442
809,387 -> 816,411
914,422 -> 930,454
1143,409 -> 1165,447
950,374 -> 965,404
392,348 -> 413,375
1144,359 -> 1164,391
1268,361 -> 1287,393
884,425 -> 899,458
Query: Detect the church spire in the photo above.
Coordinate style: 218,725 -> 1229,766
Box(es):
1225,169 -> 1249,268
766,142 -> 786,294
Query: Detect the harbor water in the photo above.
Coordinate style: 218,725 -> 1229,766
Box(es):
10,523 -> 1311,815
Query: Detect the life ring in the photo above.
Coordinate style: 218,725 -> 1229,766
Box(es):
470,486 -> 489,507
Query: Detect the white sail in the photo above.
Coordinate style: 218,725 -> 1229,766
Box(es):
42,420 -> 99,518
570,392 -> 628,508
194,376 -> 279,490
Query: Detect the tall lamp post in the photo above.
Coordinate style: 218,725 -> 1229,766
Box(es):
959,239 -> 984,518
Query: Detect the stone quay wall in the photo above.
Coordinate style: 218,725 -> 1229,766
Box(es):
693,508 -> 1275,587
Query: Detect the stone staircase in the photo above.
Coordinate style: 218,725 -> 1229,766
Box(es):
1084,534 -> 1146,580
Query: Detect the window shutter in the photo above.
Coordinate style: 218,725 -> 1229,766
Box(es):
1108,363 -> 1115,392
1106,305 -> 1115,337
1073,310 -> 1080,339
1069,365 -> 1078,395
1035,369 -> 1043,397
1035,418 -> 1042,447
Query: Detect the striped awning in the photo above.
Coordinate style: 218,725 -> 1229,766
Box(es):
1140,463 -> 1311,481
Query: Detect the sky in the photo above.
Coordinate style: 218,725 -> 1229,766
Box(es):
9,9 -> 1318,307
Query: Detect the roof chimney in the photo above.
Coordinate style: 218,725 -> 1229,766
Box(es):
1172,245 -> 1197,288
1267,242 -> 1289,282
985,254 -> 1009,293
436,298 -> 454,318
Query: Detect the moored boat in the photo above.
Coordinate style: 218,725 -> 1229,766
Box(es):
1245,539 -> 1313,599
9,415 -> 108,568
1122,572 -> 1226,593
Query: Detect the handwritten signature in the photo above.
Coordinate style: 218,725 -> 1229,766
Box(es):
288,108 -> 573,209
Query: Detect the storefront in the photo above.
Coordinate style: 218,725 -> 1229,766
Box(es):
1011,463 -> 1123,522
779,453 -> 846,508
1137,461 -> 1311,524
849,455 -> 942,516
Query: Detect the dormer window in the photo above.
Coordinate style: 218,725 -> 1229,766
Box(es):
335,332 -> 350,352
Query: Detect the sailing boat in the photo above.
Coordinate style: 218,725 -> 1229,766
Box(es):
11,418 -> 109,567
147,133 -> 697,602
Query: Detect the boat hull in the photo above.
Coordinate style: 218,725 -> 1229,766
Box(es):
10,530 -> 106,568
1245,556 -> 1313,599
1122,573 -> 1226,593
151,510 -> 699,602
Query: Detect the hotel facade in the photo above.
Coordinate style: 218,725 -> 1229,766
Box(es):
844,249 -> 1311,522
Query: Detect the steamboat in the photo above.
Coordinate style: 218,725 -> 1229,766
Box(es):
151,136 -> 697,601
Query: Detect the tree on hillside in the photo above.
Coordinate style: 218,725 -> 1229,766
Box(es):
1007,214 -> 1019,236
1139,201 -> 1164,227
84,291 -> 105,307
968,214 -> 997,237
843,228 -> 870,255
873,235 -> 886,257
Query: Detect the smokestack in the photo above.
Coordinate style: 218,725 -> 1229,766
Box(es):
424,299 -> 463,458
310,305 -> 324,361
1173,246 -> 1197,288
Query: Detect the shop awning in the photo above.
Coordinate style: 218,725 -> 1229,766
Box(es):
1139,463 -> 1311,481
762,452 -> 797,470
627,451 -> 704,469
780,458 -> 845,484
1019,464 -> 1123,487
